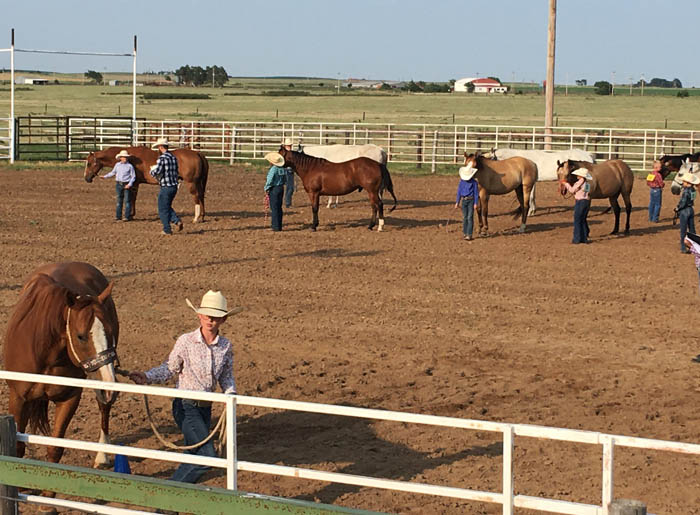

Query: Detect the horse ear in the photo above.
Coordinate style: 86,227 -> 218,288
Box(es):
556,160 -> 562,167
463,151 -> 468,158
65,290 -> 77,308
97,282 -> 114,304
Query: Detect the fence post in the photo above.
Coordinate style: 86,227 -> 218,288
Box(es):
416,133 -> 423,169
502,425 -> 514,515
0,415 -> 18,515
610,499 -> 646,515
601,436 -> 614,515
225,397 -> 237,491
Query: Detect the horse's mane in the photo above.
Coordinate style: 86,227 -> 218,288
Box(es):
287,149 -> 331,169
567,159 -> 593,170
6,273 -> 71,365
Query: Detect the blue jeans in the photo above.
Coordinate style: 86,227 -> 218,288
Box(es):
115,182 -> 132,220
648,188 -> 662,222
157,185 -> 180,234
461,196 -> 475,237
679,207 -> 695,251
268,185 -> 284,231
284,170 -> 295,208
171,399 -> 216,484
573,199 -> 591,243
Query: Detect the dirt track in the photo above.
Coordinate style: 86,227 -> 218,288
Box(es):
0,163 -> 698,514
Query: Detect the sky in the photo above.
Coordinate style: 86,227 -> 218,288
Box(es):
2,0 -> 699,87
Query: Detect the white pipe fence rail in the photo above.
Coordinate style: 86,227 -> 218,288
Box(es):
1,371 -> 699,514
0,118 -> 11,160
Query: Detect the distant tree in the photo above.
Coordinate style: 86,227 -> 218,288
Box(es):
379,83 -> 393,91
677,90 -> 689,98
466,82 -> 475,93
318,82 -> 325,87
488,76 -> 501,84
575,79 -> 587,86
594,80 -> 612,95
346,83 -> 352,88
85,70 -> 103,84
671,78 -> 683,88
645,77 -> 683,88
404,80 -> 422,92
423,82 -> 450,93
164,75 -> 172,82
288,83 -> 294,88
449,79 -> 456,86
205,65 -> 228,87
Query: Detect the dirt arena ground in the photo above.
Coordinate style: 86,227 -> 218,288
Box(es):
0,162 -> 699,514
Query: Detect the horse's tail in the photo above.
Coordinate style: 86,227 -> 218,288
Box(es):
25,398 -> 50,435
199,153 -> 209,201
380,164 -> 398,212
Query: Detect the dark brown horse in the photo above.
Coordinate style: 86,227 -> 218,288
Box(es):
83,146 -> 209,222
278,146 -> 397,231
4,262 -> 120,482
659,153 -> 700,179
557,159 -> 634,234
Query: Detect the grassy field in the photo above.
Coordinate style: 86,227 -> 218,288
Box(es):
0,74 -> 699,129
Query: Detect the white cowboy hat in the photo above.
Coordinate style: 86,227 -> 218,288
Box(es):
151,137 -> 170,149
458,166 -> 477,181
265,152 -> 285,167
186,290 -> 243,318
572,168 -> 593,180
679,173 -> 700,185
283,137 -> 293,146
115,150 -> 130,159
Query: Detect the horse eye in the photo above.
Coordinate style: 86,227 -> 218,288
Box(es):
77,334 -> 88,343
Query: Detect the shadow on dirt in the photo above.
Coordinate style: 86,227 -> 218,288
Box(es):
282,248 -> 382,259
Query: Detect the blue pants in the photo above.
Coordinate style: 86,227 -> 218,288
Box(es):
573,199 -> 591,244
115,182 -> 132,221
268,185 -> 284,231
157,185 -> 180,234
679,207 -> 695,251
648,188 -> 662,222
284,170 -> 295,208
171,399 -> 216,484
461,196 -> 475,237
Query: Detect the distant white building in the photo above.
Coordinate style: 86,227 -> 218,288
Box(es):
15,76 -> 49,85
454,77 -> 507,93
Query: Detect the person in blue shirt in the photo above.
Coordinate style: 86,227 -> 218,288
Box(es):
264,152 -> 287,231
101,149 -> 136,221
454,166 -> 480,240
675,173 -> 699,253
149,138 -> 183,235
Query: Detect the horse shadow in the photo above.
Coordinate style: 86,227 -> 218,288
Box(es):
281,248 -> 383,259
204,409 -> 503,504
397,199 -> 453,210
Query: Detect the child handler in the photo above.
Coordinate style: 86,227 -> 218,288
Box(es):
129,290 -> 243,484
646,159 -> 664,223
454,165 -> 479,240
564,168 -> 593,244
684,234 -> 700,295
264,152 -> 287,231
101,149 -> 136,221
675,173 -> 699,253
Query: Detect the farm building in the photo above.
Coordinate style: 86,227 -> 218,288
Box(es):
14,76 -> 49,85
454,77 -> 507,93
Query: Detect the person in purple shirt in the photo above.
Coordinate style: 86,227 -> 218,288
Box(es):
101,149 -> 136,221
454,166 -> 479,240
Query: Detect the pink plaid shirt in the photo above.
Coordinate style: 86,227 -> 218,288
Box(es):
145,328 -> 236,394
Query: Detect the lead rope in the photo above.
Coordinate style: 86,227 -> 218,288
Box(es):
114,367 -> 227,454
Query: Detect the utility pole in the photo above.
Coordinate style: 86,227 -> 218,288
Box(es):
641,74 -> 645,97
611,71 -> 615,96
544,0 -> 556,150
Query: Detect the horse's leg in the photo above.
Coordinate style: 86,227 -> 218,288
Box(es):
8,390 -> 29,458
310,191 -> 320,231
129,183 -> 140,219
527,182 -> 537,216
609,196 -> 621,234
482,192 -> 491,235
93,398 -> 115,468
622,191 -> 632,234
367,190 -> 380,230
515,185 -> 527,233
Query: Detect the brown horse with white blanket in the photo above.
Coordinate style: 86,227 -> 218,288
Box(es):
83,146 -> 209,222
279,146 -> 397,231
4,262 -> 120,481
462,151 -> 538,234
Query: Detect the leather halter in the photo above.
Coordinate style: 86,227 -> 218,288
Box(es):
65,307 -> 117,373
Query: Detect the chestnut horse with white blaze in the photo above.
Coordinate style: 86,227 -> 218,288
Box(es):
4,262 -> 120,485
279,146 -> 397,231
556,159 -> 634,234
462,151 -> 538,234
83,146 -> 209,222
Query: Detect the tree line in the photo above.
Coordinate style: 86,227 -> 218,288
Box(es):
174,65 -> 229,87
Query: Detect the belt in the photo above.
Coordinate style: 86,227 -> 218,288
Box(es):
117,181 -> 130,185
182,399 -> 212,408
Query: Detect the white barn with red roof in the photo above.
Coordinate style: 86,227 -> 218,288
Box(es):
454,77 -> 507,93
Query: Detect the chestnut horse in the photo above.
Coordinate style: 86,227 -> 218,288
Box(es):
4,262 -> 120,481
278,146 -> 397,231
556,159 -> 634,234
83,146 -> 209,222
462,151 -> 538,234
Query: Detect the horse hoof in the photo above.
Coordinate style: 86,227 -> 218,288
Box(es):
310,227 -> 316,232
518,224 -> 526,233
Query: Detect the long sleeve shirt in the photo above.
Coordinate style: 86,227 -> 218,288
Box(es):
149,151 -> 180,187
103,162 -> 136,187
264,165 -> 287,192
676,186 -> 696,211
144,328 -> 236,394
646,170 -> 664,189
564,177 -> 590,200
687,239 -> 700,268
455,179 -> 479,204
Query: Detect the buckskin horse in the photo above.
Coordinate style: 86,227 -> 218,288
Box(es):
556,159 -> 634,234
462,151 -> 538,234
278,146 -> 397,231
4,262 -> 120,485
83,146 -> 209,222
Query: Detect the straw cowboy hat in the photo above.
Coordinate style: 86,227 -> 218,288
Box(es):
151,137 -> 170,149
458,166 -> 477,181
186,290 -> 243,318
283,137 -> 293,146
679,173 -> 700,185
115,150 -> 131,159
572,168 -> 593,180
265,152 -> 285,167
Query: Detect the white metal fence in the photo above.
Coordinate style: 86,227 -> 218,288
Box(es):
0,118 -> 11,160
67,117 -> 133,159
1,370 -> 699,514
130,119 -> 700,173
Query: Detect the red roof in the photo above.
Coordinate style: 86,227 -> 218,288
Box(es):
472,78 -> 500,86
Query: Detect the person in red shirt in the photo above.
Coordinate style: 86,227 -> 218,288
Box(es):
646,160 -> 664,222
